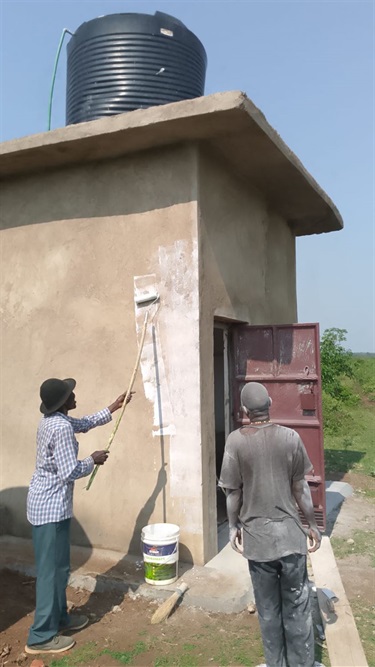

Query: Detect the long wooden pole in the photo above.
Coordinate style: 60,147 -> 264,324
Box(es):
86,310 -> 150,491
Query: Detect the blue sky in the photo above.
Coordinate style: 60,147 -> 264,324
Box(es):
1,0 -> 373,351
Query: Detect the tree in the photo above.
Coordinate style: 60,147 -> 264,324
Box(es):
320,328 -> 353,400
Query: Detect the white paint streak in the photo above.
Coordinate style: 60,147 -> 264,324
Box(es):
152,425 -> 176,437
133,274 -> 175,432
156,238 -> 201,507
134,236 -> 202,530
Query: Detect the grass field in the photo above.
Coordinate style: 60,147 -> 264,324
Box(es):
324,356 -> 375,479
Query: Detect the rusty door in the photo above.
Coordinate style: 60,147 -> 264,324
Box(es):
231,323 -> 326,530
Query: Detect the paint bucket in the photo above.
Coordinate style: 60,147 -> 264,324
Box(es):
141,523 -> 179,586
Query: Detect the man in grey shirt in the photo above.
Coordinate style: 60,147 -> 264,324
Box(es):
219,382 -> 321,667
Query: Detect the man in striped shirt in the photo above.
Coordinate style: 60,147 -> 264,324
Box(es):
25,377 -> 132,655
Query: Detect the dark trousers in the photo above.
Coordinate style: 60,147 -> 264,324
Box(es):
248,554 -> 315,667
27,519 -> 71,646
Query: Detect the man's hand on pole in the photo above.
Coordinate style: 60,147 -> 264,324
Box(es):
91,450 -> 110,465
108,391 -> 135,413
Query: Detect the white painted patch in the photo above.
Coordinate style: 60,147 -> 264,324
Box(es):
134,237 -> 202,529
152,425 -> 176,437
156,238 -> 201,504
133,274 -> 175,433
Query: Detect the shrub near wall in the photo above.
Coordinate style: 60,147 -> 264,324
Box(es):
321,329 -> 375,477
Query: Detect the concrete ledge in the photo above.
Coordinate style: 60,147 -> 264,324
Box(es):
0,535 -> 253,614
0,91 -> 343,236
0,483 -> 354,617
326,481 -> 354,517
309,536 -> 368,667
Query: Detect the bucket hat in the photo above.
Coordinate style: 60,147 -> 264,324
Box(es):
40,378 -> 76,415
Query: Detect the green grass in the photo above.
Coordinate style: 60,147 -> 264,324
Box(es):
47,619 -> 329,667
212,636 -> 257,667
349,599 -> 375,667
101,641 -> 147,665
315,642 -> 330,667
331,529 -> 375,567
331,526 -> 375,664
324,357 -> 375,477
50,641 -> 147,667
353,356 -> 375,402
48,630 -> 265,667
50,643 -> 100,667
154,655 -> 199,667
153,632 -> 264,667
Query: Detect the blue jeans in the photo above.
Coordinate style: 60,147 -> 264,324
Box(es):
248,554 -> 315,667
27,519 -> 71,646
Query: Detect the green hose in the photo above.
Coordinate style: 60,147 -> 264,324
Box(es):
48,28 -> 74,131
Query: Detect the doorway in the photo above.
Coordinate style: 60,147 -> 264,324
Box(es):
211,320 -> 325,559
213,324 -> 230,541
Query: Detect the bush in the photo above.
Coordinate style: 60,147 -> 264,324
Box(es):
337,383 -> 360,406
352,357 -> 375,401
321,390 -> 354,435
320,328 -> 354,400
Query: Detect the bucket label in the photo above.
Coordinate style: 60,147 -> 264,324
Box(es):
143,542 -> 177,558
144,562 -> 177,582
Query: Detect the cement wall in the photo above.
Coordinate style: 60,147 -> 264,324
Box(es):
0,139 -> 298,566
197,148 -> 297,561
0,144 -> 207,563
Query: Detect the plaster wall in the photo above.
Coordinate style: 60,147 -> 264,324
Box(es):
197,149 -> 297,560
0,144 -> 206,562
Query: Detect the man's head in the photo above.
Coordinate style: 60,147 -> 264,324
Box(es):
240,382 -> 271,420
40,378 -> 76,415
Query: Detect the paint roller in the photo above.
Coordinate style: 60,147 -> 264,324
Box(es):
86,291 -> 159,490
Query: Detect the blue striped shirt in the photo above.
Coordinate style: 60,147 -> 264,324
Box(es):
27,408 -> 112,525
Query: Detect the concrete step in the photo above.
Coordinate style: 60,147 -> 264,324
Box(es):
0,534 -> 254,613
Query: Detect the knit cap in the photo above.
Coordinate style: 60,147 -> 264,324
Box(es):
240,382 -> 270,411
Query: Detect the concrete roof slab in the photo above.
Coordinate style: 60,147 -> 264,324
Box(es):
0,91 -> 343,236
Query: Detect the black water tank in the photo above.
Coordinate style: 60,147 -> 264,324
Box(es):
66,11 -> 207,125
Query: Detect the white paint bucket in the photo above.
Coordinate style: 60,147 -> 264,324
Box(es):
141,523 -> 180,586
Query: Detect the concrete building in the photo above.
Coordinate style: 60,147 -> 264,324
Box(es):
0,91 -> 342,565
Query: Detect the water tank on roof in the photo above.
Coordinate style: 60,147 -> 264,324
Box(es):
66,11 -> 207,125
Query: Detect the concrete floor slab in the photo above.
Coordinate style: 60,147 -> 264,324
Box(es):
0,534 -> 253,614
0,481 -> 352,615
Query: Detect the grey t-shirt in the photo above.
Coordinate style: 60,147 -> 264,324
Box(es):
219,423 -> 313,562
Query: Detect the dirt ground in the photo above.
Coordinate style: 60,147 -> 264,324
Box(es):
0,570 -> 264,667
327,473 -> 375,667
327,470 -> 375,494
0,472 -> 373,667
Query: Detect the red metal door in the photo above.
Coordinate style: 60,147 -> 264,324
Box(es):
231,323 -> 326,530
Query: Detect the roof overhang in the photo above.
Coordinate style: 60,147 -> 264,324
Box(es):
0,91 -> 343,236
